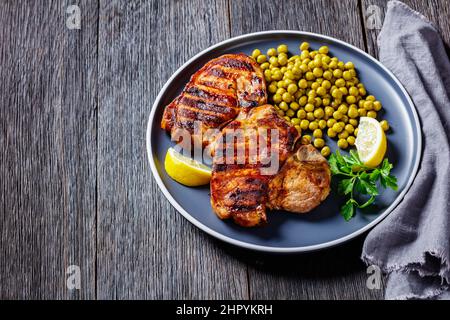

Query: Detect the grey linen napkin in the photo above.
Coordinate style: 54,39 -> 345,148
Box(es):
361,0 -> 450,300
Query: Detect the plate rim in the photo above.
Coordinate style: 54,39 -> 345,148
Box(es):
146,30 -> 422,253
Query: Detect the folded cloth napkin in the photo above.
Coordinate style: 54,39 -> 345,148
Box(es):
361,0 -> 450,300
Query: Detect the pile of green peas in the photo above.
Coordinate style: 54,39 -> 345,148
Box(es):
251,43 -> 389,157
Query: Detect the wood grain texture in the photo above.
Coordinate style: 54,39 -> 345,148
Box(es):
229,0 -> 366,49
361,0 -> 450,58
96,0 -> 248,299
229,0 -> 383,300
5,0 -> 447,300
0,0 -> 98,299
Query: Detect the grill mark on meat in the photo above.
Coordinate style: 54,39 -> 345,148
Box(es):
177,107 -> 227,125
215,57 -> 254,71
179,97 -> 236,115
185,86 -> 237,106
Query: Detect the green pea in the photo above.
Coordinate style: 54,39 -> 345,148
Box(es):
338,104 -> 348,114
329,60 -> 338,69
305,72 -> 315,81
300,51 -> 310,60
345,124 -> 354,134
273,93 -> 282,103
282,92 -> 293,103
313,68 -> 323,78
349,86 -> 359,96
269,56 -> 279,67
313,138 -> 325,148
339,87 -> 348,95
373,101 -> 382,111
345,61 -> 355,70
327,118 -> 336,128
331,89 -> 343,99
318,119 -> 327,129
316,86 -> 327,96
300,119 -> 310,130
291,118 -> 301,125
314,97 -> 322,107
338,131 -> 349,139
319,46 -> 329,54
347,136 -> 356,146
297,109 -> 307,119
279,101 -> 289,111
332,123 -> 344,133
337,138 -> 349,149
358,108 -> 367,117
322,55 -> 331,64
367,111 -> 377,118
314,108 -> 325,119
267,48 -> 277,57
286,109 -> 295,117
298,79 -> 308,89
321,146 -> 331,157
276,88 -> 286,95
256,55 -> 267,64
343,70 -> 352,80
272,70 -> 282,80
349,118 -> 358,127
333,69 -> 343,78
292,66 -> 302,77
323,70 -> 333,80
298,96 -> 308,106
309,121 -> 319,131
364,100 -> 374,110
346,95 -> 357,104
327,128 -> 337,138
348,106 -> 358,119
313,128 -> 323,138
321,80 -> 331,90
335,78 -> 346,88
301,135 -> 312,145
268,84 -> 277,93
305,103 -> 314,112
311,82 -> 320,90
277,44 -> 288,54
251,49 -> 261,59
380,120 -> 389,131
287,83 -> 298,95
300,42 -> 310,51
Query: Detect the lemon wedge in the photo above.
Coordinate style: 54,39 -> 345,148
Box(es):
355,117 -> 387,168
164,147 -> 212,187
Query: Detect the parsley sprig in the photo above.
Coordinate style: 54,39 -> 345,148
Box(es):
329,150 -> 398,221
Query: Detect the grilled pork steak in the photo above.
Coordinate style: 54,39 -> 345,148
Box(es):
161,54 -> 267,148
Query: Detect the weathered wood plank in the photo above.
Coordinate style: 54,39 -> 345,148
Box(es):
229,0 -> 366,50
238,236 -> 384,300
229,0 -> 382,300
96,0 -> 248,299
361,0 -> 450,58
0,0 -> 98,299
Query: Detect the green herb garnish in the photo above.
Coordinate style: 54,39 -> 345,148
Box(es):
329,150 -> 398,221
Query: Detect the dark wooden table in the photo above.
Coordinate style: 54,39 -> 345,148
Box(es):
1,0 -> 449,300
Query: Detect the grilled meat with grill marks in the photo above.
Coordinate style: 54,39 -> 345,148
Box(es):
161,54 -> 267,147
210,104 -> 299,227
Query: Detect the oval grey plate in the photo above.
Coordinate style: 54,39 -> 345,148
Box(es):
146,31 -> 422,253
